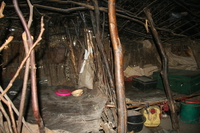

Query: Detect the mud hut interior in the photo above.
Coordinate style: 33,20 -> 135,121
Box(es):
0,0 -> 200,133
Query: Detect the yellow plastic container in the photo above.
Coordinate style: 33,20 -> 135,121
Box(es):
141,105 -> 161,127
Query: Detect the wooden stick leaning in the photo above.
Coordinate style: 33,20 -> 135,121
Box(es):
0,36 -> 13,52
0,101 -> 13,133
0,17 -> 44,99
144,8 -> 179,131
0,86 -> 33,133
0,16 -> 44,133
0,111 -> 6,133
7,102 -> 17,133
13,0 -> 45,132
17,0 -> 33,132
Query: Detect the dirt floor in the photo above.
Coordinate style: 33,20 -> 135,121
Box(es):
2,80 -> 200,133
125,81 -> 200,133
4,79 -> 107,133
139,116 -> 200,133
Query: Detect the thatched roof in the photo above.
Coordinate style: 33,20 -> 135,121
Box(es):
2,0 -> 200,41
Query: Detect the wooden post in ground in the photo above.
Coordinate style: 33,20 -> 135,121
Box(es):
108,0 -> 127,132
144,8 -> 179,131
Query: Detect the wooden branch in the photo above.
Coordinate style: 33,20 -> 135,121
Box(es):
102,12 -> 105,41
35,3 -> 188,38
45,0 -> 144,20
27,0 -> 33,28
33,3 -> 144,25
2,2 -> 45,132
108,0 -> 127,133
0,36 -> 13,52
144,8 -> 179,131
156,27 -> 187,37
6,1 -> 188,38
34,4 -> 86,13
30,17 -> 45,132
13,0 -> 45,132
0,1 -> 6,18
92,0 -> 100,34
0,102 -> 13,133
92,0 -> 115,90
0,111 -> 5,133
0,19 -> 44,98
17,33 -> 31,133
89,11 -> 97,34
65,25 -> 78,82
18,0 -> 33,131
90,1 -> 117,106
71,19 -> 80,39
79,12 -> 87,47
8,102 -> 17,133
127,91 -> 200,108
0,86 -> 33,133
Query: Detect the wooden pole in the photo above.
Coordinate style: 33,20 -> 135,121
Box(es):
144,8 -> 179,131
92,0 -> 115,89
13,0 -> 45,132
108,0 -> 127,132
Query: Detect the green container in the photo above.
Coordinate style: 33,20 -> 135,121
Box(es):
180,99 -> 200,124
153,69 -> 200,94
